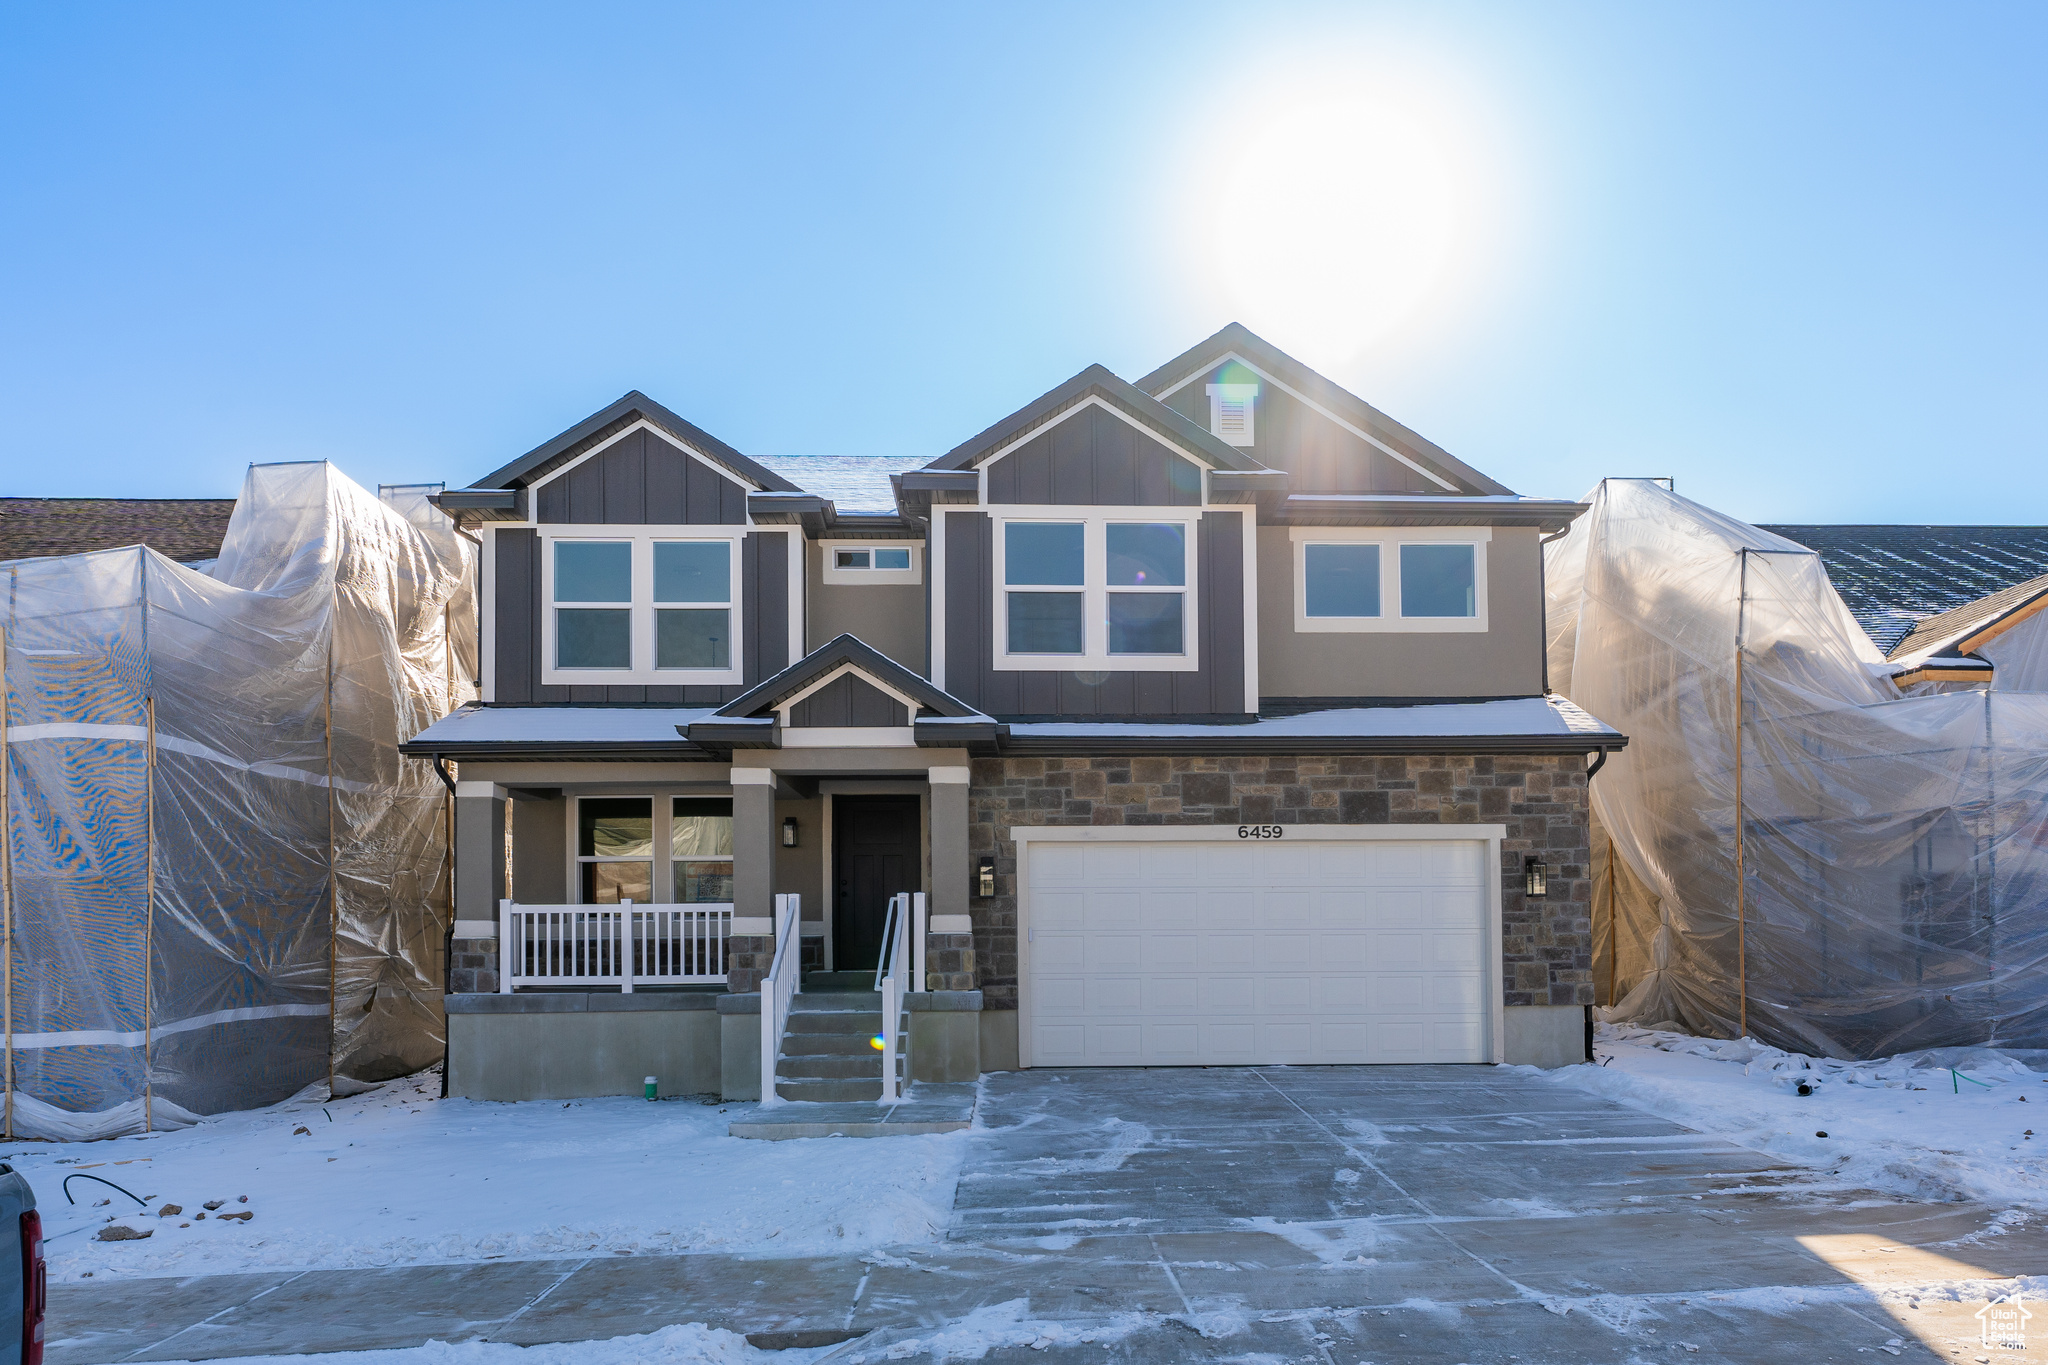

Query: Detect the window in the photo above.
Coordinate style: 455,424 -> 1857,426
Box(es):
1206,382 -> 1258,446
821,540 -> 922,585
1303,543 -> 1381,619
541,530 -> 744,684
654,541 -> 731,670
574,796 -> 734,905
554,541 -> 632,669
1399,543 -> 1476,618
1292,527 -> 1488,633
995,512 -> 1199,670
670,798 -> 735,903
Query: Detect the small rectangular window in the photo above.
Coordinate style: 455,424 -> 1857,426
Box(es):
1304,543 -> 1382,618
873,547 -> 911,570
1400,543 -> 1477,618
835,549 -> 870,569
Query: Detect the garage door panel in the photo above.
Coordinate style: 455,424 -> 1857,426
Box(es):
1026,837 -> 1492,1068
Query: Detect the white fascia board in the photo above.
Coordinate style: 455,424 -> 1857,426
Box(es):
525,416 -> 765,500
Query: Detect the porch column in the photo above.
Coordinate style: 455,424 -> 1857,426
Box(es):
926,766 -> 976,991
451,781 -> 507,994
728,767 -> 778,992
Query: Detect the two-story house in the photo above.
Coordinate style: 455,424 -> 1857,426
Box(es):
404,324 -> 1625,1107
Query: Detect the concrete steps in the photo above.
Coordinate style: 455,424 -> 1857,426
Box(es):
773,984 -> 903,1103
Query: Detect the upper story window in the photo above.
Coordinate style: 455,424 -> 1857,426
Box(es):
543,529 -> 743,684
1291,526 -> 1489,634
1206,382 -> 1258,446
575,796 -> 734,904
995,512 -> 1199,671
821,540 -> 923,585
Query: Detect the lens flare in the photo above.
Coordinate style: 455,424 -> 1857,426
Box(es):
869,1035 -> 885,1051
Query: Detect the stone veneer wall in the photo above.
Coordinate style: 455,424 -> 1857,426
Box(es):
450,936 -> 498,995
967,753 -> 1593,1012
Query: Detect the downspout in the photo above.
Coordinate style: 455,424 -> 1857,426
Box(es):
1539,526 -> 1573,697
431,752 -> 456,1098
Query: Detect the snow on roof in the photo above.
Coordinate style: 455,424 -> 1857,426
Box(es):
1760,525 -> 2048,653
1011,696 -> 1620,742
407,705 -> 712,750
751,455 -> 929,515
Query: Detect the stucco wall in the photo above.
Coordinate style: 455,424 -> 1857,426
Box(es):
1255,524 -> 1546,701
807,542 -> 925,669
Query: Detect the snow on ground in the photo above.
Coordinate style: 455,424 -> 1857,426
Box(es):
1539,1023 -> 2048,1209
155,1324 -> 828,1365
11,1069 -> 967,1283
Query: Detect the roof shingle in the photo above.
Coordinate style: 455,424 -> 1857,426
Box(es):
0,498 -> 236,564
1757,524 -> 2048,653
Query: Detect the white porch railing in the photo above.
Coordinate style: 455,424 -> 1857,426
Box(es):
758,893 -> 802,1109
497,900 -> 732,992
874,891 -> 922,1104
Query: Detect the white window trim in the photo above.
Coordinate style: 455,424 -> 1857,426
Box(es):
542,526 -> 746,685
994,508 -> 1201,673
570,793 -> 736,908
1289,525 -> 1490,634
1206,382 -> 1258,447
820,539 -> 923,586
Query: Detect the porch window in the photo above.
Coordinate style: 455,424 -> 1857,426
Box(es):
578,798 -> 653,903
671,798 -> 735,903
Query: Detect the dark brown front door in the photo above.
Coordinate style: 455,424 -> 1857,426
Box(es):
832,795 -> 920,972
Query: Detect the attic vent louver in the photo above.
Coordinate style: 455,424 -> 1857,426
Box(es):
1206,382 -> 1258,447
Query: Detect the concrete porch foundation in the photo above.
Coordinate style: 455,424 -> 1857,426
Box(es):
445,992 -> 721,1101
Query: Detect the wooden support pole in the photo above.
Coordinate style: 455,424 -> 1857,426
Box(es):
1734,550 -> 1749,1039
325,591 -> 337,1096
144,697 -> 156,1133
1,621 -> 12,1142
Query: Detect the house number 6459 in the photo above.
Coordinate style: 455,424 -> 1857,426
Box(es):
1236,825 -> 1284,839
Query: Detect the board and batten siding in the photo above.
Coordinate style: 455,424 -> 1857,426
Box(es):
533,427 -> 749,525
984,403 -> 1203,506
1158,365 -> 1439,495
788,674 -> 909,728
492,527 -> 790,704
942,508 -> 1247,718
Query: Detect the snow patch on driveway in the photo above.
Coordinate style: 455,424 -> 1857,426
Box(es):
17,1069 -> 966,1282
1536,1024 -> 2048,1210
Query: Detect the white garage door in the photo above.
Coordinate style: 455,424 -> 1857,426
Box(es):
1023,834 -> 1494,1067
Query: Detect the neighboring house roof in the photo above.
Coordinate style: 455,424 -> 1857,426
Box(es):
470,390 -> 802,495
1133,322 -> 1515,497
752,455 -> 929,516
925,363 -> 1264,474
1886,568 -> 2048,667
0,498 -> 236,564
1759,525 -> 2048,654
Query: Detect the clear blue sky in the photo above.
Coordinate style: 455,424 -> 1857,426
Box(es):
3,3 -> 2042,522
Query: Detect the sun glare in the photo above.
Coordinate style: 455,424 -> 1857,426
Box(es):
1199,73 -> 1495,364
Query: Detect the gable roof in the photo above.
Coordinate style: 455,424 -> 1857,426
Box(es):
923,364 -> 1265,475
0,498 -> 236,564
1887,569 -> 2048,663
682,633 -> 995,752
471,390 -> 801,495
1132,323 -> 1514,497
1758,525 -> 2048,653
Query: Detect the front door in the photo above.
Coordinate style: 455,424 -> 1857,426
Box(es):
832,795 -> 921,972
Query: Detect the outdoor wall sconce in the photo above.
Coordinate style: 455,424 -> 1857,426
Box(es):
782,816 -> 798,848
1524,856 -> 1549,899
977,855 -> 996,898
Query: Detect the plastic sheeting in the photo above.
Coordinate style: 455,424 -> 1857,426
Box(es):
1549,478 -> 2048,1059
0,463 -> 474,1139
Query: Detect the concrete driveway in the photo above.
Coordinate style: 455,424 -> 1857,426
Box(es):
53,1066 -> 2048,1363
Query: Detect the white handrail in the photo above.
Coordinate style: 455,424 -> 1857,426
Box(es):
496,900 -> 730,991
877,891 -> 915,1105
758,893 -> 801,1109
913,891 -> 927,993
